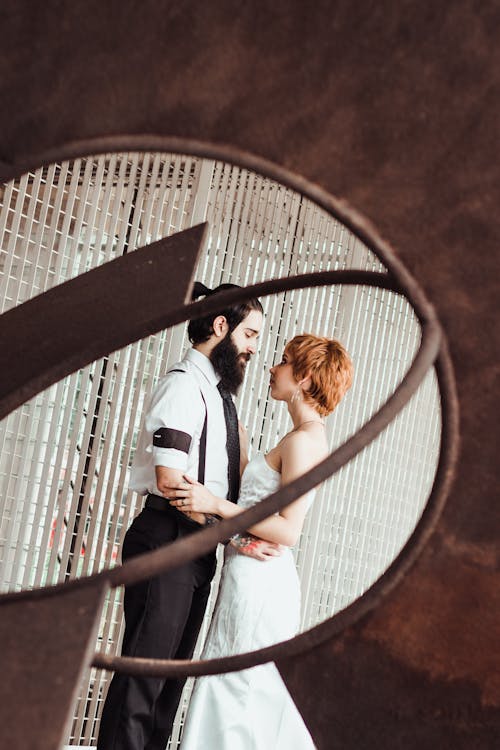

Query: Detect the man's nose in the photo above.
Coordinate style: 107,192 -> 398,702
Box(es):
247,342 -> 256,355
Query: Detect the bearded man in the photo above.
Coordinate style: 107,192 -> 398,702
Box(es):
98,282 -> 280,750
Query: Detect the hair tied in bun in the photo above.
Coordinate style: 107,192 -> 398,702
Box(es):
191,281 -> 212,301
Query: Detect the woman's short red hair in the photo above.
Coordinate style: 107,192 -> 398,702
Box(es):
285,334 -> 353,417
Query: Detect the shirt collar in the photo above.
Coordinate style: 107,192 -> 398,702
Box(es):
185,347 -> 220,387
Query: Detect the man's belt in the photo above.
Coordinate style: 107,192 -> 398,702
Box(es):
145,493 -> 203,529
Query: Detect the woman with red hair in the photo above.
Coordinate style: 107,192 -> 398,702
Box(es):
172,334 -> 353,749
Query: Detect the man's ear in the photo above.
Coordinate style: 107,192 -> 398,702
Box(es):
212,315 -> 229,338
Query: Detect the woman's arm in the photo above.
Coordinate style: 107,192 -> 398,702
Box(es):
169,432 -> 324,546
168,477 -> 241,520
156,466 -> 206,525
167,421 -> 248,517
244,432 -> 322,546
239,421 -> 249,476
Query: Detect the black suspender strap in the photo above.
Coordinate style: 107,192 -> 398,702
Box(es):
169,369 -> 207,484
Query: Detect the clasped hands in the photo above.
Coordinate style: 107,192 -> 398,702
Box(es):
167,475 -> 282,561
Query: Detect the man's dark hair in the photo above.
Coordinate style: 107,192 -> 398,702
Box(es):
187,282 -> 263,345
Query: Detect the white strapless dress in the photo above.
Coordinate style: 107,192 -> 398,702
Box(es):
179,452 -> 315,750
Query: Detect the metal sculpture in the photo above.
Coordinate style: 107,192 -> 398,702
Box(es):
0,152 -> 456,749
0,0 -> 498,747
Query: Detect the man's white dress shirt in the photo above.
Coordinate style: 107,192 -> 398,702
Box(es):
130,348 -> 229,501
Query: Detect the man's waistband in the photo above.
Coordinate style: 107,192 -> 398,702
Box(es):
145,493 -> 203,530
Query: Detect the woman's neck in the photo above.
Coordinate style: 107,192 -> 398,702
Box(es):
288,402 -> 323,430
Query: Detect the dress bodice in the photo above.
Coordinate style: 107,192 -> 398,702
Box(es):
237,452 -> 281,510
237,452 -> 315,512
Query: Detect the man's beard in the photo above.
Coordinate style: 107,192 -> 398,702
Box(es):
210,334 -> 250,394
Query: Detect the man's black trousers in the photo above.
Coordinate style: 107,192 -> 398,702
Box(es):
97,505 -> 216,750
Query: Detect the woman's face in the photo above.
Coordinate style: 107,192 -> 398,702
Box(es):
269,349 -> 297,401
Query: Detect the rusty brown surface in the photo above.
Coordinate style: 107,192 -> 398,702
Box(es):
0,1 -> 499,747
0,580 -> 108,750
0,224 -> 206,420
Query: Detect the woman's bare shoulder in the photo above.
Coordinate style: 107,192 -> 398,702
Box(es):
281,428 -> 327,458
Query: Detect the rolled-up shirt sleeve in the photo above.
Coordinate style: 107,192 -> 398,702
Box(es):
144,371 -> 204,471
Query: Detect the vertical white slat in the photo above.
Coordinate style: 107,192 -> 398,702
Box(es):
351,301 -> 395,596
0,169 -> 59,586
73,156 -> 108,272
10,382 -> 61,588
0,179 -> 36,580
77,157 -> 154,570
63,388 -> 101,574
163,157 -> 185,235
169,153 -> 192,233
233,172 -> 279,423
42,378 -> 93,587
294,207 -> 342,605
124,152 -> 153,252
140,153 -> 163,244
57,369 -> 101,581
0,180 -> 16,268
66,157 -> 136,585
297,367 -> 346,606
34,164 -> 70,293
264,194 -> 313,440
220,167 -> 256,282
223,169 -> 253,285
54,157 -> 116,583
20,379 -> 65,586
44,160 -> 80,288
58,158 -> 95,280
237,176 -> 291,434
231,169 -> 274,285
332,276 -> 385,604
149,155 -> 174,241
169,155 -> 190,234
180,157 -> 204,231
104,156 -> 131,254
80,153 -> 143,570
208,162 -> 233,275
31,373 -> 80,588
15,169 -> 43,299
190,158 -> 215,227
0,170 -> 66,587
0,172 -> 31,309
243,183 -> 303,455
113,153 -> 140,253
199,159 -> 225,281
200,163 -> 228,285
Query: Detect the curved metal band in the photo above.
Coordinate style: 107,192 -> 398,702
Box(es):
0,265 -> 399,424
0,140 -> 457,689
2,135 -> 436,326
0,269 -> 431,607
92,329 -> 458,680
104,315 -> 440,591
91,306 -> 442,675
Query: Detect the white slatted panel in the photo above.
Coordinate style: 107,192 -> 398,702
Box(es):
0,155 -> 440,747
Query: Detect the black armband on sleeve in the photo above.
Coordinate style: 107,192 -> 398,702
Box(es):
152,428 -> 192,453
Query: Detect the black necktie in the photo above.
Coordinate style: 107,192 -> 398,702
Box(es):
217,382 -> 240,503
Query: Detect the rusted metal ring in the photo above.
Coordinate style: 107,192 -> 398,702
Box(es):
0,137 -> 459,679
